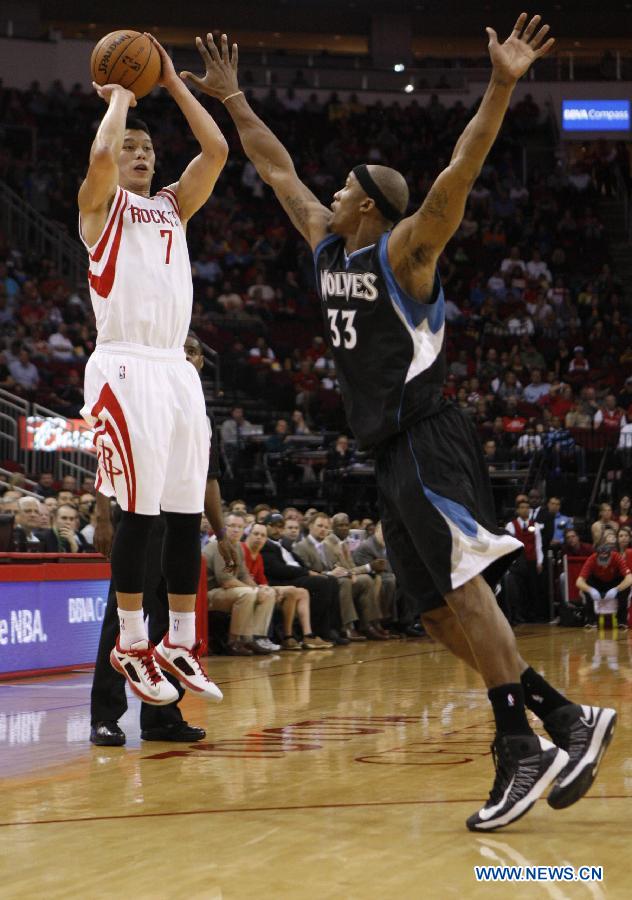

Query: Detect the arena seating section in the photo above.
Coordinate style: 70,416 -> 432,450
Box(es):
1,80 -> 631,524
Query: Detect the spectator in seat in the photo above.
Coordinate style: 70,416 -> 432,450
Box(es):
282,518 -> 301,549
591,502 -> 619,546
576,532 -> 632,627
253,503 -> 272,524
40,503 -> 89,553
8,347 -> 39,392
525,248 -> 551,282
293,512 -> 372,642
12,496 -> 44,551
260,513 -> 343,645
568,345 -> 589,375
561,528 -> 593,558
34,471 -> 56,498
78,492 -> 97,529
265,418 -> 290,452
483,439 -> 507,472
616,526 -> 632,567
616,376 -> 632,416
220,406 -> 252,445
615,495 -> 631,528
48,323 -> 75,361
326,434 -> 353,469
243,523 -> 331,650
504,499 -> 545,623
500,245 -> 526,274
594,394 -> 626,433
61,475 -> 77,494
291,410 -> 311,435
203,512 -> 276,656
523,368 -> 550,405
217,280 -> 244,314
353,521 -> 397,625
51,368 -> 84,417
325,512 -> 388,639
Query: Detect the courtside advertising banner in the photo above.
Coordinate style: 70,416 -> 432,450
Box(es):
0,571 -> 109,676
562,99 -> 630,132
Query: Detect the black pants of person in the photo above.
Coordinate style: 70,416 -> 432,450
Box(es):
90,577 -> 184,729
506,557 -> 545,623
271,574 -> 339,639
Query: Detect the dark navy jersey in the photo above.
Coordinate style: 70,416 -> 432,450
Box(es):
314,231 -> 447,449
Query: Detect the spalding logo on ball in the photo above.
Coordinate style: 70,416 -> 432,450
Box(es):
91,30 -> 162,99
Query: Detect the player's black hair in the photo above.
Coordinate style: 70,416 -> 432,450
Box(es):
125,116 -> 151,136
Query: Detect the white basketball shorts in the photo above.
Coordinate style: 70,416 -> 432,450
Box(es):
81,342 -> 209,515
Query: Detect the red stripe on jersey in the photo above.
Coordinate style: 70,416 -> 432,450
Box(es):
91,383 -> 137,512
90,189 -> 125,263
160,186 -> 180,214
157,187 -> 180,218
88,195 -> 128,299
95,469 -> 103,492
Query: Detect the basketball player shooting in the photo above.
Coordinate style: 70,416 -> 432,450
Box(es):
187,14 -> 617,830
79,35 -> 229,706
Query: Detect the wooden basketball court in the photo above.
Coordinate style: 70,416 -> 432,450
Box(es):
1,626 -> 629,898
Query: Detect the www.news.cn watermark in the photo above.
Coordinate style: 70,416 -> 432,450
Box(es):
475,865 -> 603,883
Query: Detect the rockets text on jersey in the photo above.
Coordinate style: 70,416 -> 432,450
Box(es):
79,185 -> 192,349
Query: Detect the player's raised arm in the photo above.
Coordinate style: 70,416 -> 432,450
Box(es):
183,33 -> 331,249
78,83 -> 136,218
388,13 -> 555,274
146,34 -> 228,223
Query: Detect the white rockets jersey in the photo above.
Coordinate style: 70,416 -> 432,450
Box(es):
79,185 -> 192,349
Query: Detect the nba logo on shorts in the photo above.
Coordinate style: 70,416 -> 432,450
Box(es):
119,365 -> 126,380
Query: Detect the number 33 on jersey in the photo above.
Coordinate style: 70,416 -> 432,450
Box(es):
314,232 -> 447,450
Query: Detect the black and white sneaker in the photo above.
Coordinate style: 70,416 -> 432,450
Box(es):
466,734 -> 569,832
544,704 -> 617,809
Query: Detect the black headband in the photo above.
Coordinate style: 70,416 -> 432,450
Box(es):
352,165 -> 403,223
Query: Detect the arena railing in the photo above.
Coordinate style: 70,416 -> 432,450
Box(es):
0,181 -> 86,287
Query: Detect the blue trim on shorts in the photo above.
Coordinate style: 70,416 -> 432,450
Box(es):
406,432 -> 478,538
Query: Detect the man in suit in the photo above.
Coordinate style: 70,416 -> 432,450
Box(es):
325,512 -> 390,639
260,512 -> 347,644
353,520 -> 397,625
293,512 -> 371,641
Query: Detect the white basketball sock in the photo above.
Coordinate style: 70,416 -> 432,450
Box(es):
117,608 -> 147,650
169,610 -> 196,649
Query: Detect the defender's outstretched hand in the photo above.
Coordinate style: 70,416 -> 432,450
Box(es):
180,33 -> 240,101
486,12 -> 555,83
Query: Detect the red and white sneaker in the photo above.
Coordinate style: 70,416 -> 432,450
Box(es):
155,637 -> 223,702
109,638 -> 179,706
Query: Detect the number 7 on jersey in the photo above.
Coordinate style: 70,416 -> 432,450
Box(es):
160,229 -> 173,265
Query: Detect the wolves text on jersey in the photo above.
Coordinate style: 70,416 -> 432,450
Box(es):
129,205 -> 179,227
319,269 -> 378,303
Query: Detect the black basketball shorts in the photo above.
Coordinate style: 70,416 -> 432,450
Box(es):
376,405 -> 522,613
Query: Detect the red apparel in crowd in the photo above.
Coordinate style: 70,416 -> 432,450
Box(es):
549,395 -> 573,419
242,543 -> 268,585
502,415 -> 527,433
561,540 -> 593,557
579,552 -> 630,583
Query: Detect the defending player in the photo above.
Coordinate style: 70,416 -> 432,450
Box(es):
187,15 -> 616,830
79,36 -> 228,705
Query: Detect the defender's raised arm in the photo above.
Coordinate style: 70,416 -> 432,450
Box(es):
183,33 -> 331,248
388,13 -> 555,277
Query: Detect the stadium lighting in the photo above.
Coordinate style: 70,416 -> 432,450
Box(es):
393,63 -> 405,72
404,83 -> 414,93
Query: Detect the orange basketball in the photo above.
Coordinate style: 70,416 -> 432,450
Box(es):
91,30 -> 161,100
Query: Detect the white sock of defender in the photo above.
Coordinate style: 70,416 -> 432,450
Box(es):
117,608 -> 147,650
169,610 -> 196,649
